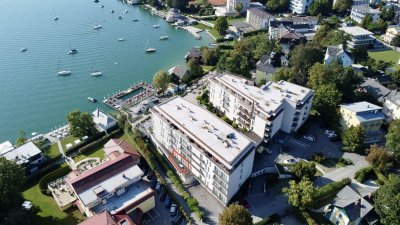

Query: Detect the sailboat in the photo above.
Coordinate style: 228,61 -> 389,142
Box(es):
145,39 -> 156,53
90,65 -> 102,76
68,40 -> 78,54
57,60 -> 71,76
93,24 -> 102,29
160,35 -> 169,40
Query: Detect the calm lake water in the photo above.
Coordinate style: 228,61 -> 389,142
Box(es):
0,0 -> 212,142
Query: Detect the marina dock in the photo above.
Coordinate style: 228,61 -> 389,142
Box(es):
181,26 -> 202,39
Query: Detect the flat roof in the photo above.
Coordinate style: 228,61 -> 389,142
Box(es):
78,165 -> 144,206
215,73 -> 313,114
152,97 -> 254,169
339,26 -> 373,36
0,142 -> 42,165
0,141 -> 14,154
352,4 -> 381,14
340,101 -> 382,113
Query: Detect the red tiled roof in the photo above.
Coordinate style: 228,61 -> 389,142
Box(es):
67,153 -> 137,193
78,211 -> 117,225
105,139 -> 141,160
208,0 -> 226,6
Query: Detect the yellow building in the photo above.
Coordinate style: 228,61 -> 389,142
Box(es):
339,101 -> 385,143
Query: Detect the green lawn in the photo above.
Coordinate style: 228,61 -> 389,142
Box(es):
227,17 -> 245,25
73,147 -> 105,162
368,50 -> 400,70
42,142 -> 61,159
193,23 -> 221,40
23,178 -> 85,225
60,136 -> 79,150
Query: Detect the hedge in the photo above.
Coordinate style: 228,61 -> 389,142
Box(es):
314,177 -> 351,201
254,213 -> 280,225
300,210 -> 318,225
354,167 -> 373,183
38,164 -> 71,195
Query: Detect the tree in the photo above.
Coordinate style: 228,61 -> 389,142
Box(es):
289,44 -> 324,84
333,0 -> 352,13
350,47 -> 369,64
152,70 -> 170,91
292,161 -> 317,181
0,158 -> 26,225
15,130 -> 27,147
342,125 -> 365,152
219,204 -> 253,225
282,178 -> 316,210
235,2 -> 243,13
361,14 -> 373,29
312,25 -> 349,48
201,47 -> 218,66
225,51 -> 250,78
214,16 -> 229,36
386,119 -> 400,160
381,6 -> 395,22
188,58 -> 204,79
390,35 -> 400,47
374,174 -> 400,225
366,145 -> 391,173
309,0 -> 332,16
266,0 -> 289,12
272,68 -> 297,83
313,84 -> 342,122
66,110 -> 95,137
171,0 -> 187,11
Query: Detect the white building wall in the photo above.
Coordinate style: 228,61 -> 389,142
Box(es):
383,98 -> 400,122
289,0 -> 313,14
227,0 -> 250,13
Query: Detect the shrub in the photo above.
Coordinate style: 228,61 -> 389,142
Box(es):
354,167 -> 373,183
38,164 -> 71,195
338,158 -> 353,166
311,152 -> 326,163
314,178 -> 351,201
300,210 -> 318,225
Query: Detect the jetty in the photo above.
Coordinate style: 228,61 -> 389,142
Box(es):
103,82 -> 156,112
181,26 -> 202,39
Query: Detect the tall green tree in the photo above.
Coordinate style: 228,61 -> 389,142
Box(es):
66,110 -> 95,137
225,51 -> 250,78
0,158 -> 27,225
15,130 -> 27,147
214,16 -> 229,35
289,44 -> 324,84
292,161 -> 317,181
272,68 -> 297,83
188,58 -> 204,79
386,120 -> 400,160
390,35 -> 400,47
171,0 -> 187,10
366,145 -> 392,173
333,0 -> 352,13
235,2 -> 243,13
219,204 -> 253,225
313,84 -> 342,121
351,47 -> 369,64
201,47 -> 218,66
283,178 -> 316,210
152,70 -> 170,91
342,125 -> 365,152
381,6 -> 395,22
309,0 -> 332,16
374,174 -> 400,225
361,14 -> 373,29
265,0 -> 289,12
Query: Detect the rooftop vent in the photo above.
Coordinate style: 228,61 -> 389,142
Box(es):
175,105 -> 181,110
203,120 -> 208,125
223,140 -> 230,148
189,116 -> 196,121
214,134 -> 220,140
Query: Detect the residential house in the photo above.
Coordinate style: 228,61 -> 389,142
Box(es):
92,108 -> 117,132
339,26 -> 375,49
104,139 -> 141,164
350,5 -> 381,24
327,185 -> 375,225
359,78 -> 394,103
333,0 -> 372,6
245,8 -> 274,30
255,52 -> 285,85
166,8 -> 182,23
208,72 -> 313,144
184,48 -> 201,62
78,210 -> 138,225
276,16 -> 318,26
383,91 -> 400,122
168,65 -> 188,79
0,142 -> 45,173
382,25 -> 400,44
150,97 -> 256,204
289,0 -> 314,14
339,101 -> 385,143
324,44 -> 353,67
278,30 -> 307,54
66,153 -> 155,217
269,21 -> 311,40
167,83 -> 179,94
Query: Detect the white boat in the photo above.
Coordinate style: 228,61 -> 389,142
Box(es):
54,17 -> 59,21
100,5 -> 104,8
110,9 -> 115,13
153,24 -> 160,28
118,38 -> 125,41
123,9 -> 128,14
145,39 -> 156,53
90,65 -> 102,76
20,48 -> 27,52
93,24 -> 102,29
88,97 -> 97,103
57,60 -> 71,76
160,36 -> 169,40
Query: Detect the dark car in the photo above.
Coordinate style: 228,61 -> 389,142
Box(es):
165,196 -> 172,208
150,179 -> 157,189
171,210 -> 183,225
159,188 -> 167,201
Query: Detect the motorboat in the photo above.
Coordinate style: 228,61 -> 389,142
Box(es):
54,17 -> 59,21
118,15 -> 123,20
88,97 -> 97,103
91,70 -> 102,76
123,9 -> 128,14
69,49 -> 78,54
132,19 -> 139,22
159,36 -> 169,40
118,38 -> 125,41
111,9 -> 115,13
153,24 -> 160,28
93,24 -> 102,29
20,48 -> 27,52
94,0 -> 99,3
100,5 -> 104,8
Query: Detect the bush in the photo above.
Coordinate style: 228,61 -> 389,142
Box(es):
38,164 -> 71,195
254,213 -> 280,225
338,158 -> 353,166
314,178 -> 351,201
354,167 -> 373,183
300,210 -> 318,225
311,152 -> 326,163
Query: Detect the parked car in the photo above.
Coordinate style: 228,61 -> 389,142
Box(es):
171,210 -> 183,225
284,158 -> 298,164
165,196 -> 172,208
303,134 -> 316,142
170,203 -> 177,216
155,183 -> 161,193
325,130 -> 336,135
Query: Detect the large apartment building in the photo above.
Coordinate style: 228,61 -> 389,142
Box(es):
150,97 -> 255,204
289,0 -> 313,14
208,73 -> 313,144
339,26 -> 375,49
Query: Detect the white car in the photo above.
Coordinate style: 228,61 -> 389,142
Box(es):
325,130 -> 336,135
284,158 -> 298,164
303,134 -> 316,142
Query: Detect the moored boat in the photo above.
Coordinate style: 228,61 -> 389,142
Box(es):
88,97 -> 97,103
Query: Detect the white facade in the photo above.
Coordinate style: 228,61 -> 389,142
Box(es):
339,26 -> 375,49
246,8 -> 274,30
150,97 -> 255,204
324,44 -> 353,67
208,73 -> 313,143
382,26 -> 400,44
383,94 -> 400,122
350,5 -> 381,24
92,108 -> 117,132
289,0 -> 313,14
227,0 -> 250,13
0,142 -> 44,167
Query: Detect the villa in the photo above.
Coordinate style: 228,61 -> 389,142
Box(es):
0,141 -> 45,173
92,108 -> 117,132
339,26 -> 375,49
324,44 -> 353,67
